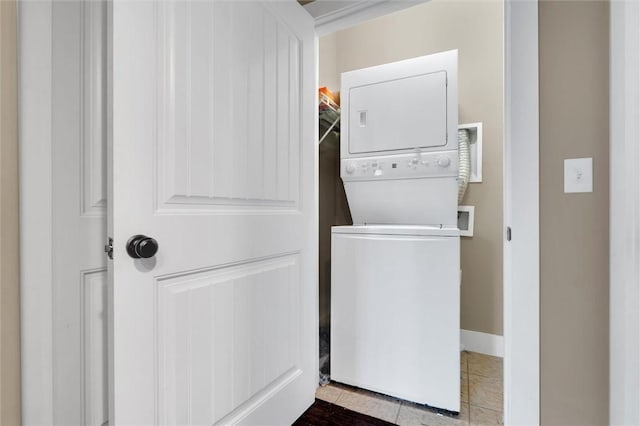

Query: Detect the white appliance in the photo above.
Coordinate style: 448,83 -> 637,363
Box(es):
331,225 -> 460,410
331,50 -> 461,412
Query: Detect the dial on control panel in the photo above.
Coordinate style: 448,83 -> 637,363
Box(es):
346,163 -> 356,174
437,156 -> 451,167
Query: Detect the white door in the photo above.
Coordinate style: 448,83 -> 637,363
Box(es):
109,1 -> 317,424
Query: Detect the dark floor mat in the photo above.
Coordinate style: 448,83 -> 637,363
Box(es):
293,399 -> 396,426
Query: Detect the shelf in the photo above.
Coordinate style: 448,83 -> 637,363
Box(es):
319,94 -> 340,144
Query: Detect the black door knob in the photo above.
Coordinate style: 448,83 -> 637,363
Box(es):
126,235 -> 159,259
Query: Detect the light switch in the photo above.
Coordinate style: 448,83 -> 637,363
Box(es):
564,157 -> 593,193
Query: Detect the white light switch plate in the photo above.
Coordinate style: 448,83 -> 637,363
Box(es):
564,157 -> 593,193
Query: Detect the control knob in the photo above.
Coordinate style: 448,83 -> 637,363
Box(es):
437,156 -> 451,168
345,163 -> 356,174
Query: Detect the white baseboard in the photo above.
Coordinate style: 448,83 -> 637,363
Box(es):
461,329 -> 504,358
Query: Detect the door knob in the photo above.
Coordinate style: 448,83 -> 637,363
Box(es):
126,235 -> 159,259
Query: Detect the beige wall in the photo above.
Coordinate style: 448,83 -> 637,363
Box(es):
539,1 -> 609,424
318,32 -> 339,93
319,0 -> 504,336
0,0 -> 21,423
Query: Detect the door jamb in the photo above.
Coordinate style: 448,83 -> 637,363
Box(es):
20,2 -> 112,422
17,0 -> 55,424
610,2 -> 640,424
503,1 -> 539,424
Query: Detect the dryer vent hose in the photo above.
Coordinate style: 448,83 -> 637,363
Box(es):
458,129 -> 471,204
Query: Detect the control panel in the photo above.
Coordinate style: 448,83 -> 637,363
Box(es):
341,151 -> 458,181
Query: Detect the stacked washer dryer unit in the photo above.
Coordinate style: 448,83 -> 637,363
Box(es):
330,50 -> 460,413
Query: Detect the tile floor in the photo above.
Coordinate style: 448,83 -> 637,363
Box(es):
315,351 -> 503,426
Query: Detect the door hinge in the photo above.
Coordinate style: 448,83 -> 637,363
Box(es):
506,227 -> 512,242
104,237 -> 113,260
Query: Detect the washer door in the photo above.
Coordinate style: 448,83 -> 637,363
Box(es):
331,232 -> 461,412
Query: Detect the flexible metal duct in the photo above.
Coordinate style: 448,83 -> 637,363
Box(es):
458,129 -> 471,204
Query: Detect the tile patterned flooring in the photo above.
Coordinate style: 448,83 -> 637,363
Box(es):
315,351 -> 503,426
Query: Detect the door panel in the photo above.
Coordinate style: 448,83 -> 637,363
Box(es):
110,1 -> 317,424
156,1 -> 300,210
157,255 -> 299,424
52,1 -> 108,424
81,270 -> 109,425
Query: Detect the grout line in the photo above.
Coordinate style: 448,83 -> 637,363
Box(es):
468,372 -> 504,380
469,403 -> 505,425
334,389 -> 347,408
333,389 -> 344,404
394,401 -> 403,424
462,371 -> 469,405
469,402 -> 504,414
466,351 -> 504,380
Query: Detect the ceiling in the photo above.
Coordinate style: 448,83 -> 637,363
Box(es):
296,1 -> 426,35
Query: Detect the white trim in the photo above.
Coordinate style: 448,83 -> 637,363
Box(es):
18,0 -> 55,423
305,0 -> 428,36
461,329 -> 504,358
610,2 -> 640,425
457,205 -> 475,237
503,1 -> 539,425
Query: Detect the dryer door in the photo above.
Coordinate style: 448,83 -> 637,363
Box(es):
348,71 -> 447,154
341,50 -> 458,158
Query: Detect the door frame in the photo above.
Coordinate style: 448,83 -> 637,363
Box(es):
502,1 -> 539,424
18,0 -> 55,423
18,1 -> 541,424
610,2 -> 640,424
